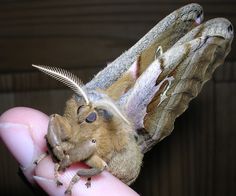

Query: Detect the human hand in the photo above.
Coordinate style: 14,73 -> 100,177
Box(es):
0,107 -> 139,196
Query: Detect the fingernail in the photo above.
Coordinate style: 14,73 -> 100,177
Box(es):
34,175 -> 65,196
0,122 -> 34,168
33,175 -> 54,184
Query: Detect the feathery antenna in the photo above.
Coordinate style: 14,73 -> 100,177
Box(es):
32,64 -> 90,105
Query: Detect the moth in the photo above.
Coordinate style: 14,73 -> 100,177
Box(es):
33,3 -> 234,195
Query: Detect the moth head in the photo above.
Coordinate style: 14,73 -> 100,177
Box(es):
46,113 -> 97,162
33,65 -> 131,150
64,93 -> 131,155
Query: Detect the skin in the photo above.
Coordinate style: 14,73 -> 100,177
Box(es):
0,107 -> 139,196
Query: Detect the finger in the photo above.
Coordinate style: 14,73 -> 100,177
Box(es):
0,107 -> 139,195
0,107 -> 49,183
35,156 -> 139,196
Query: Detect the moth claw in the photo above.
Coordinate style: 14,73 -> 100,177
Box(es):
64,189 -> 72,195
56,180 -> 63,186
34,152 -> 48,165
85,177 -> 92,188
33,160 -> 39,165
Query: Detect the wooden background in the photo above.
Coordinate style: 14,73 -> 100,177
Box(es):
0,0 -> 235,195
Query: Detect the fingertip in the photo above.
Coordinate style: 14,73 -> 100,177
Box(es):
0,107 -> 48,122
0,107 -> 49,151
0,107 -> 49,182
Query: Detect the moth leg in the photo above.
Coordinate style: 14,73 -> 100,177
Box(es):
46,114 -> 72,156
64,168 -> 103,195
54,163 -> 63,186
54,154 -> 74,186
34,114 -> 69,166
59,154 -> 72,171
46,114 -> 74,186
34,152 -> 48,165
65,175 -> 80,195
64,155 -> 107,195
155,46 -> 163,59
83,155 -> 107,188
53,154 -> 73,188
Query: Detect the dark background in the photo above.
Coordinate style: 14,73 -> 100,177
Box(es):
0,0 -> 235,195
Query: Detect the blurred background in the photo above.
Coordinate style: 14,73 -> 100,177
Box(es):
0,0 -> 235,195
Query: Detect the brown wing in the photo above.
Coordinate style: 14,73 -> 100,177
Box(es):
121,18 -> 233,153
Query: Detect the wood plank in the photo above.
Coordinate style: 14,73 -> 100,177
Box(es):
0,67 -> 100,92
0,89 -> 72,115
0,93 -> 14,114
0,37 -> 131,72
214,61 -> 236,82
13,90 -> 71,115
0,2 -> 234,31
0,4 -> 234,25
0,31 -> 233,73
0,1 -> 235,14
214,83 -> 236,196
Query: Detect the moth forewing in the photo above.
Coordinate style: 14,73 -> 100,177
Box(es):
86,3 -> 203,90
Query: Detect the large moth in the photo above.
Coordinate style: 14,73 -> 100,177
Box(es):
33,3 -> 233,195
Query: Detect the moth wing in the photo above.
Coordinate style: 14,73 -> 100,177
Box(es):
86,3 -> 203,90
121,18 -> 233,153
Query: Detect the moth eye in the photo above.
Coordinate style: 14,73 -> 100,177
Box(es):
86,112 -> 97,123
91,139 -> 96,143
